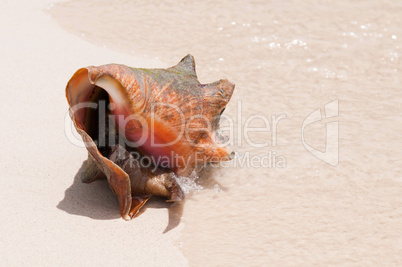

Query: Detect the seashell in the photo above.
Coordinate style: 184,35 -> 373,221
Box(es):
65,55 -> 235,220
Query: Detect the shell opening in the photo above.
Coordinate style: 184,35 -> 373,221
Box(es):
66,68 -> 133,157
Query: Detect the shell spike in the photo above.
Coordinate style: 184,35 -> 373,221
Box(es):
170,54 -> 197,76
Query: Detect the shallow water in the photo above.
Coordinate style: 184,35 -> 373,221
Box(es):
51,0 -> 402,265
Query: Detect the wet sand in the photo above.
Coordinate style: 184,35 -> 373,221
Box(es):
24,0 -> 402,265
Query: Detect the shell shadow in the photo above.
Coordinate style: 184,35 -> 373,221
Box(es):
57,160 -> 121,220
134,197 -> 184,234
57,160 -> 184,231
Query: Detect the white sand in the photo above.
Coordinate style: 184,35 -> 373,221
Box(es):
0,1 -> 187,265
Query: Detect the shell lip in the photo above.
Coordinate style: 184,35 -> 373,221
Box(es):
65,66 -> 135,219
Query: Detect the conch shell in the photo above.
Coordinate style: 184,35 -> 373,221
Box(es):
66,55 -> 235,220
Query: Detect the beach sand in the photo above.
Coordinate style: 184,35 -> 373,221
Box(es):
0,1 -> 187,266
2,0 -> 402,266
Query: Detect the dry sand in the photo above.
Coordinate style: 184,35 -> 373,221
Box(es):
0,0 -> 187,266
